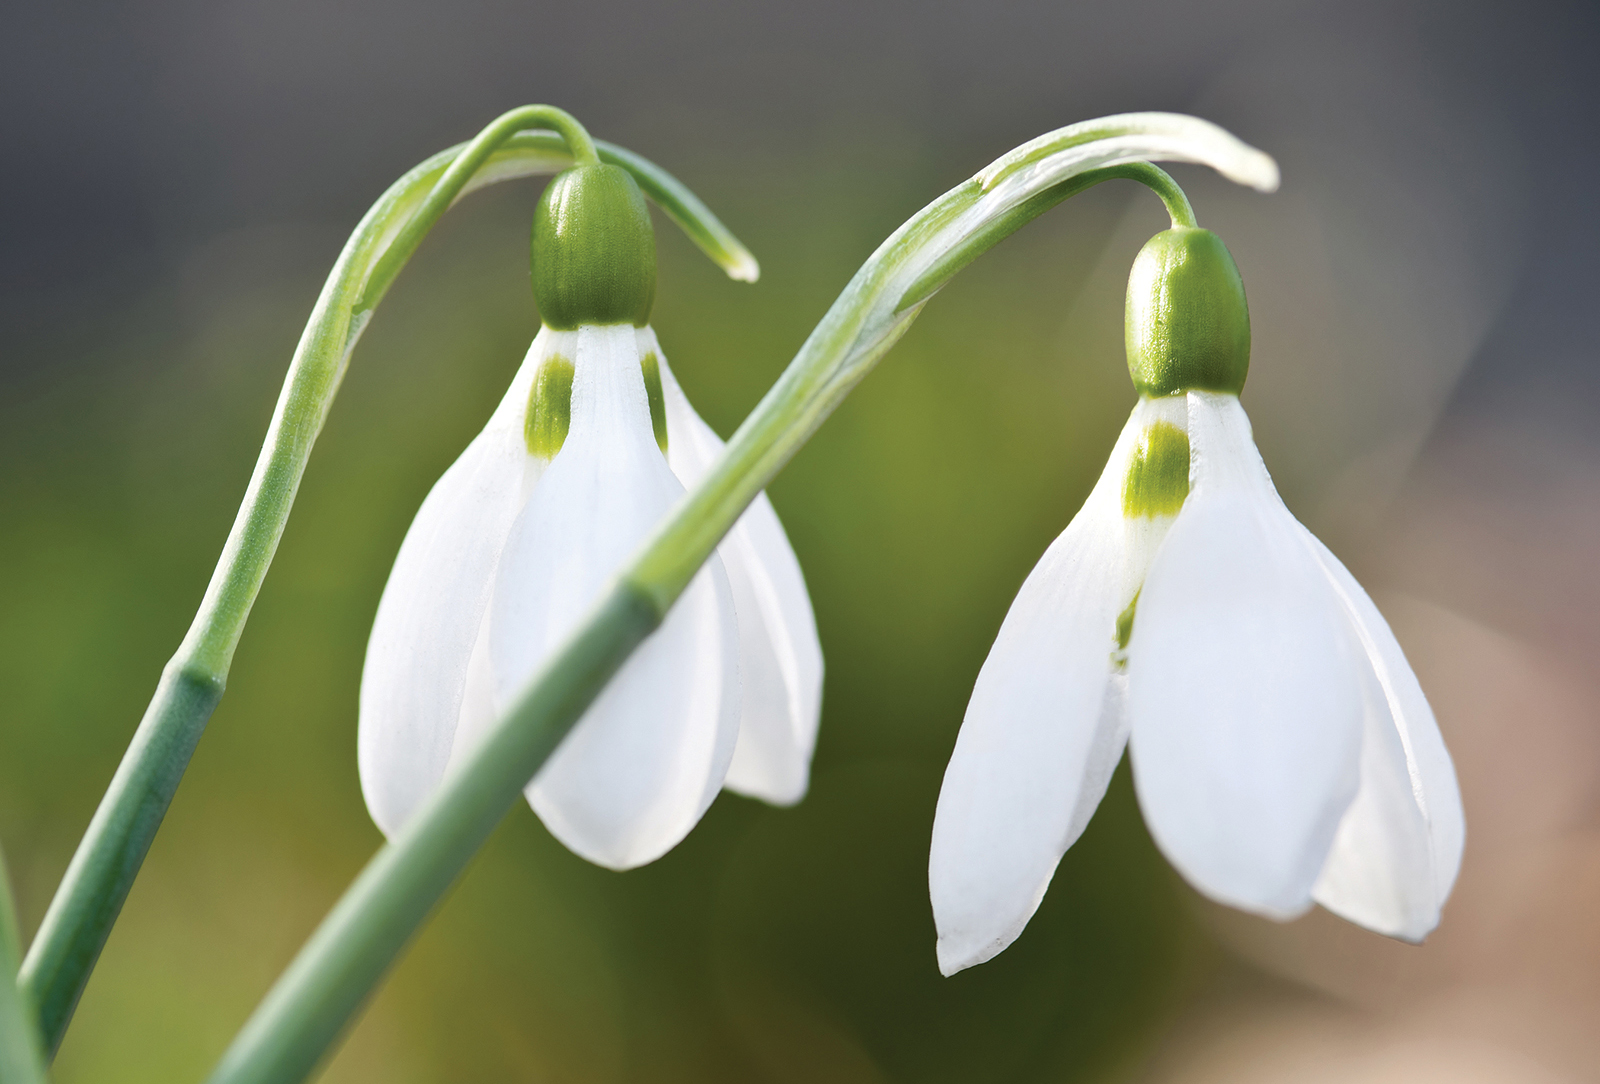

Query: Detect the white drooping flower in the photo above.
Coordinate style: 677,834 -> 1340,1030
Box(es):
930,227 -> 1464,975
357,162 -> 822,869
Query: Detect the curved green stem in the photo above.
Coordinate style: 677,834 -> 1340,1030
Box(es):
1138,163 -> 1198,228
899,162 -> 1195,313
204,112 -> 1276,1084
0,844 -> 49,1084
18,107 -> 757,1057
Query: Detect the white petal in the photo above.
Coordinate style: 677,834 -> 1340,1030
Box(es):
357,329 -> 563,837
1307,530 -> 1464,939
1128,391 -> 1364,919
642,328 -> 825,806
487,324 -> 740,869
930,398 -> 1184,976
525,563 -> 739,871
1309,661 -> 1436,940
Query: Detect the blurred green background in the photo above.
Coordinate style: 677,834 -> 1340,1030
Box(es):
3,1 -> 1597,1081
1,166 -> 1201,1083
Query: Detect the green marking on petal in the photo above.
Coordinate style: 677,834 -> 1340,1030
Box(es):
640,352 -> 668,454
1122,420 -> 1190,518
1113,591 -> 1139,649
1115,589 -> 1141,655
525,355 -> 575,458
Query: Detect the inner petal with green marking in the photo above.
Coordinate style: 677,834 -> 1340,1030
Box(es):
640,352 -> 669,453
525,355 -> 575,458
1115,590 -> 1141,654
524,350 -> 669,458
1122,419 -> 1190,519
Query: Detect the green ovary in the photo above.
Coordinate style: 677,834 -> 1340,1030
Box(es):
531,164 -> 657,330
1121,420 -> 1190,518
1124,227 -> 1250,397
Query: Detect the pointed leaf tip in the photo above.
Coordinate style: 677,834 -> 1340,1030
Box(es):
725,251 -> 761,283
1231,147 -> 1281,193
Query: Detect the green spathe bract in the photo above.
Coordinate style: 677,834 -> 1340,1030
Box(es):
533,165 -> 657,329
1125,227 -> 1250,397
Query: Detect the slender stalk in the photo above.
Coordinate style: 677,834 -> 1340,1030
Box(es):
899,162 -> 1195,316
207,586 -> 658,1084
1,843 -> 49,1084
18,107 -> 757,1056
206,112 -> 1277,1084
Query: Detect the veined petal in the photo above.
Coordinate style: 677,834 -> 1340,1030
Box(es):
1307,531 -> 1464,939
640,328 -> 825,806
358,328 -> 567,837
930,397 -> 1184,976
485,324 -> 740,869
1128,391 -> 1363,919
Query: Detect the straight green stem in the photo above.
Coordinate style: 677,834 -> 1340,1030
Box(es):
207,587 -> 657,1084
18,106 -> 754,1058
1,843 -> 49,1084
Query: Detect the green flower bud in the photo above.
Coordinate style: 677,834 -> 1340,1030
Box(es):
1125,227 -> 1250,398
532,164 -> 657,330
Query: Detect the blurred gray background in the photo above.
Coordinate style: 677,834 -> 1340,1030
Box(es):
3,2 -> 1598,1082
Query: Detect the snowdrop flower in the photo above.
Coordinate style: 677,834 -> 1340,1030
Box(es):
930,227 -> 1464,974
358,161 -> 822,869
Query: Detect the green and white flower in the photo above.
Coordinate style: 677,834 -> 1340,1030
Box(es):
358,162 -> 821,869
930,227 -> 1464,975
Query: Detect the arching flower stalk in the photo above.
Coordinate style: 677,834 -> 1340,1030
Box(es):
359,154 -> 822,868
930,226 -> 1466,975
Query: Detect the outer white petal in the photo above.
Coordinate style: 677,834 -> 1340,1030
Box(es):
640,328 -> 824,806
929,398 -> 1184,976
358,328 -> 564,837
1128,391 -> 1364,919
485,324 -> 740,870
1307,531 -> 1464,939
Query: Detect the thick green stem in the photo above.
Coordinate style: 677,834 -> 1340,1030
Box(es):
206,587 -> 658,1084
1,843 -> 49,1084
18,107 -> 756,1057
205,112 -> 1276,1084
